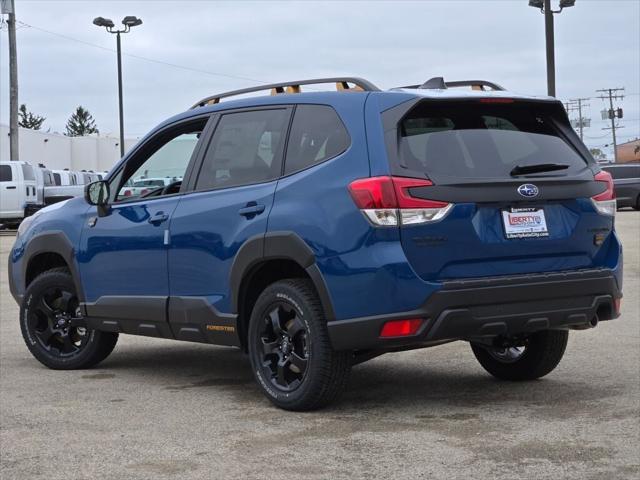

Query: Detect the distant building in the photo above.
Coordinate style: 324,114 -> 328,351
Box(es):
0,124 -> 139,171
616,138 -> 640,164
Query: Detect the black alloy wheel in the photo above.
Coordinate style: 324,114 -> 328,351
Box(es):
256,302 -> 309,392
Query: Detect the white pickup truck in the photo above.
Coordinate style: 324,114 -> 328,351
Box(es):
0,161 -> 38,227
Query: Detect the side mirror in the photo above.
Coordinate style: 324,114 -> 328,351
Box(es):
85,180 -> 110,206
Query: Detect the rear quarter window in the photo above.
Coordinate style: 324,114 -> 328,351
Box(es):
284,105 -> 350,175
0,165 -> 12,182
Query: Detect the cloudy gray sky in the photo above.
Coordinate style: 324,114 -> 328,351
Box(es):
1,0 -> 639,157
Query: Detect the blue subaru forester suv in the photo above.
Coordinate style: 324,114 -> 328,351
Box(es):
9,77 -> 623,410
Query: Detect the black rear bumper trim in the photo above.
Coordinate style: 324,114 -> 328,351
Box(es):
327,268 -> 621,351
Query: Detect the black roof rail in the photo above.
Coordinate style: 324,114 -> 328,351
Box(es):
395,77 -> 506,92
190,77 -> 380,109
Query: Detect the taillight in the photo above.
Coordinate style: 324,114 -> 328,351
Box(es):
591,171 -> 616,216
124,189 -> 132,197
380,318 -> 423,338
348,176 -> 453,226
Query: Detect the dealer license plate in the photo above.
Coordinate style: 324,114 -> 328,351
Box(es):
502,207 -> 549,239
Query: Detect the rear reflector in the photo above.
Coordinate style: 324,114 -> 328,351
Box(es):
380,319 -> 423,338
614,297 -> 621,316
349,176 -> 453,226
591,170 -> 616,216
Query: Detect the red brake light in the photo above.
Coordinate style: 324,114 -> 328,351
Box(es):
348,176 -> 397,209
348,176 -> 453,226
348,176 -> 448,209
124,189 -> 132,197
392,177 -> 449,208
592,170 -> 615,201
380,319 -> 423,338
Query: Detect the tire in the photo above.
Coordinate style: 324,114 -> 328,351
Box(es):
20,268 -> 118,370
470,330 -> 568,381
248,279 -> 351,411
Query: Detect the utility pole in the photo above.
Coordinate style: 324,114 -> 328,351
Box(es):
3,0 -> 19,160
597,87 -> 625,163
566,97 -> 590,141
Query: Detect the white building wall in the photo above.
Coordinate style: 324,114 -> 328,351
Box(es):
0,124 -> 139,173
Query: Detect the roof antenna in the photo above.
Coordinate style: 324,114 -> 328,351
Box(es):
419,77 -> 447,90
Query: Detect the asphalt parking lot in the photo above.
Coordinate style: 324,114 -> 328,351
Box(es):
0,212 -> 638,480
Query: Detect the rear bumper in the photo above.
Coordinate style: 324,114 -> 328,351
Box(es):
327,268 -> 622,351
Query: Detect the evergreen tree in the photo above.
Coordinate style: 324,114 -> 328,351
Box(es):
18,104 -> 46,130
65,106 -> 99,136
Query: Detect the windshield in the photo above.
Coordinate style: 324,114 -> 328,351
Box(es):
398,102 -> 588,180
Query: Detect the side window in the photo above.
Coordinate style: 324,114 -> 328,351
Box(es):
53,173 -> 61,186
21,164 -> 35,181
196,109 -> 289,191
114,119 -> 208,202
284,105 -> 350,175
0,165 -> 12,182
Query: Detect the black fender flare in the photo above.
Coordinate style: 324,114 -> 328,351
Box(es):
229,231 -> 335,321
21,231 -> 86,305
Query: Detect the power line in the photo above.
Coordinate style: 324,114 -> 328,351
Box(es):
16,20 -> 270,85
596,87 -> 625,162
566,97 -> 590,141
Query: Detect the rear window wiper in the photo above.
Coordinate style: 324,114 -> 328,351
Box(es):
510,163 -> 569,176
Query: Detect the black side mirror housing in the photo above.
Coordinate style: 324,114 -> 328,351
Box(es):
85,180 -> 111,216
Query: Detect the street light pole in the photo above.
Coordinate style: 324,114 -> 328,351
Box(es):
544,0 -> 555,97
116,31 -> 124,158
529,0 -> 576,98
93,16 -> 143,158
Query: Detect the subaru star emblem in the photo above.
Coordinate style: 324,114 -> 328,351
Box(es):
517,184 -> 539,198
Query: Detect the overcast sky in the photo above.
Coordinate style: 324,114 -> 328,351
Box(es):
1,0 -> 639,157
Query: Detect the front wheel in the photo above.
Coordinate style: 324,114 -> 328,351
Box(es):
248,279 -> 351,411
471,330 -> 568,381
20,268 -> 118,370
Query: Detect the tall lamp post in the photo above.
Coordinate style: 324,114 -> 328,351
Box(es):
93,16 -> 143,158
528,0 -> 576,97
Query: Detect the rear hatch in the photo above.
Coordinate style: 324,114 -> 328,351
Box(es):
383,98 -> 615,281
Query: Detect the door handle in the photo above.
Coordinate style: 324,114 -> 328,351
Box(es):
148,212 -> 169,225
5,186 -> 16,190
238,203 -> 265,217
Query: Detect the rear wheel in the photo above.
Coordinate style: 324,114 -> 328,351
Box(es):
248,279 -> 351,411
20,268 -> 118,370
471,330 -> 568,381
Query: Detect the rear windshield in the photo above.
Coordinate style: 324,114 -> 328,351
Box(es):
398,102 -> 587,179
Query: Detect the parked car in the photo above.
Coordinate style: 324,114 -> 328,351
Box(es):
9,77 -> 623,410
0,161 -> 37,227
119,176 -> 182,198
602,163 -> 640,210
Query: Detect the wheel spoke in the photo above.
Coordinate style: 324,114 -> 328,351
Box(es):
58,291 -> 75,313
268,308 -> 283,336
36,296 -> 55,316
289,352 -> 307,373
61,334 -> 75,353
285,317 -> 305,338
276,357 -> 289,386
261,337 -> 280,355
35,325 -> 55,345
